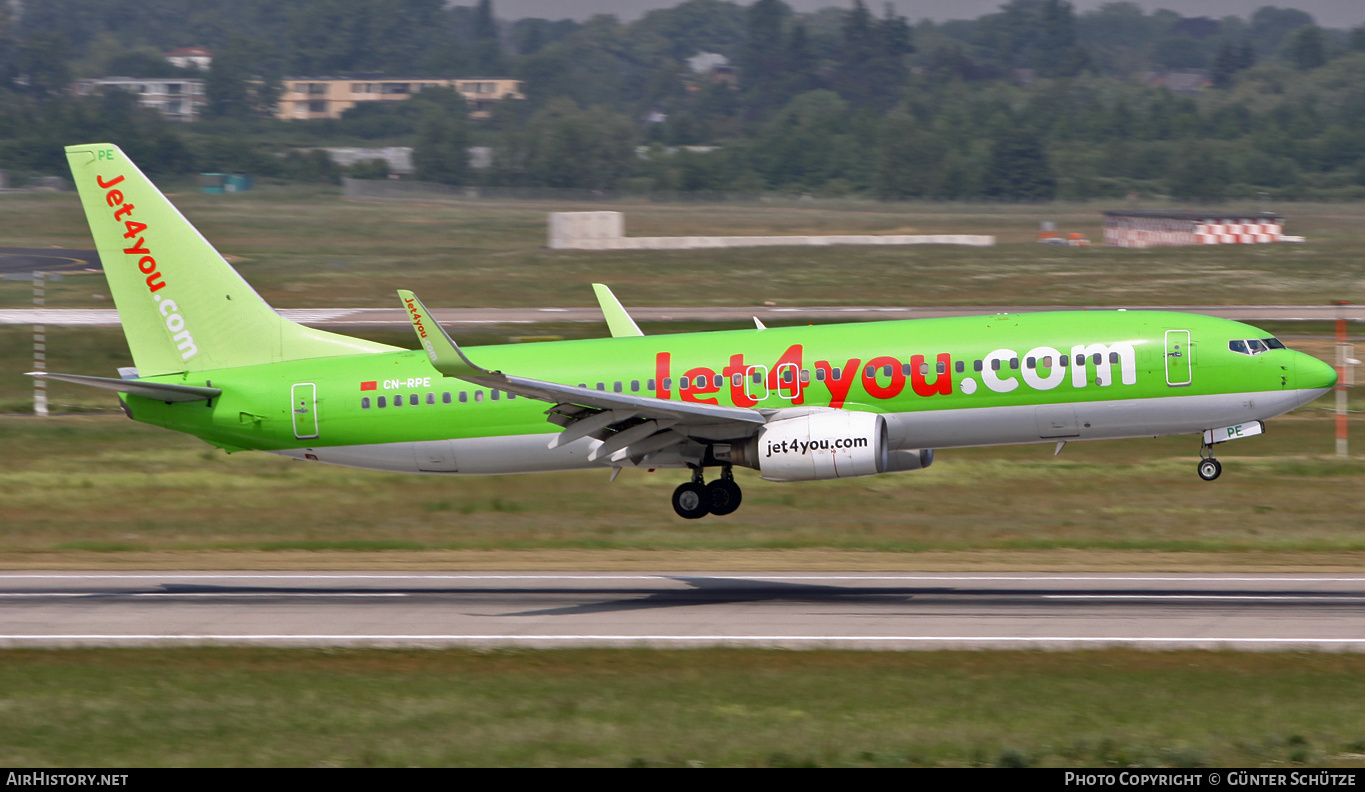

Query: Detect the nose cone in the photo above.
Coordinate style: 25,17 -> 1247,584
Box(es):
1296,353 -> 1338,393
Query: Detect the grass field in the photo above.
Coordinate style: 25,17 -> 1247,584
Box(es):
1,187 -> 1363,311
3,648 -> 1365,767
2,188 -> 1362,768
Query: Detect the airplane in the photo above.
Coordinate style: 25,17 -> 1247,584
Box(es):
36,143 -> 1338,519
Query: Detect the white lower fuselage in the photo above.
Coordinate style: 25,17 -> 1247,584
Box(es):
267,387 -> 1329,476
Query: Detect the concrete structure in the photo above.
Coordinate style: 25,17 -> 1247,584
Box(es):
1103,210 -> 1285,248
547,212 -> 994,250
276,77 -> 524,121
71,78 -> 206,121
165,46 -> 212,71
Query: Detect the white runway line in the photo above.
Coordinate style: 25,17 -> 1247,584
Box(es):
7,574 -> 1365,582
3,635 -> 1365,645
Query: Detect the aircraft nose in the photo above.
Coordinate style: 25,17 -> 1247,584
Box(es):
1296,353 -> 1337,392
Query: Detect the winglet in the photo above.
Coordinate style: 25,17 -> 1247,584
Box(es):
398,290 -> 488,378
592,283 -> 644,338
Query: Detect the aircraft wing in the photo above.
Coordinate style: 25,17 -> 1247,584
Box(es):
398,290 -> 765,464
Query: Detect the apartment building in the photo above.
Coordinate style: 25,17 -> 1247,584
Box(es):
276,77 -> 524,120
71,78 -> 207,122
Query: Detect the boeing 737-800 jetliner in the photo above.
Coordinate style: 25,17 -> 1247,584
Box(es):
39,144 -> 1337,519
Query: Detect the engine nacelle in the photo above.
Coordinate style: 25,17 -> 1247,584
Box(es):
714,412 -> 935,481
755,411 -> 889,482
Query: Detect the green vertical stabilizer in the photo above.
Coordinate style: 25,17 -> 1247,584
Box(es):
65,144 -> 398,376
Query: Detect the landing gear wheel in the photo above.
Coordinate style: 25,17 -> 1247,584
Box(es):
672,482 -> 711,519
705,479 -> 743,516
1197,458 -> 1222,481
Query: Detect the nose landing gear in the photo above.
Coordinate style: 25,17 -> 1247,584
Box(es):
672,465 -> 744,519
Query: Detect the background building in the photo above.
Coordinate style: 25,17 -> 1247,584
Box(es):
276,77 -> 524,121
71,78 -> 206,122
1103,211 -> 1285,248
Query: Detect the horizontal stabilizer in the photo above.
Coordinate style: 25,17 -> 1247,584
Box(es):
27,372 -> 220,402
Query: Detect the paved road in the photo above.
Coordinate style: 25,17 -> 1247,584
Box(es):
3,304 -> 1363,327
5,572 -> 1365,650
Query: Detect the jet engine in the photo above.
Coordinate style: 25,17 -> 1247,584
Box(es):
714,411 -> 933,482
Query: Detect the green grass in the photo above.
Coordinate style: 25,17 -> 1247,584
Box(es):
2,188 -> 1363,311
0,405 -> 1360,557
3,648 -> 1365,767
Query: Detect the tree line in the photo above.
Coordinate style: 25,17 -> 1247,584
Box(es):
2,1 -> 1365,202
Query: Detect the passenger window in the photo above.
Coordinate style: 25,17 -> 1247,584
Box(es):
955,361 -> 965,374
459,392 -> 467,403
680,377 -> 690,391
752,371 -> 762,384
1059,355 -> 1068,367
883,365 -> 893,377
1026,357 -> 1036,369
1092,353 -> 1102,365
865,365 -> 875,378
409,394 -> 418,405
937,361 -> 946,374
920,363 -> 929,375
378,396 -> 386,408
631,380 -> 639,392
426,393 -> 434,405
362,397 -> 371,409
800,369 -> 810,383
1109,352 -> 1119,364
1010,358 -> 1019,370
783,369 -> 794,383
664,378 -> 672,390
442,392 -> 451,404
613,382 -> 622,393
832,367 -> 842,379
733,373 -> 742,387
902,363 -> 912,376
815,368 -> 826,382
1076,354 -> 1085,366
647,378 -> 656,390
596,382 -> 605,391
475,391 -> 484,402
991,359 -> 1001,371
714,374 -> 724,387
491,390 -> 499,401
974,360 -> 983,372
393,395 -> 402,407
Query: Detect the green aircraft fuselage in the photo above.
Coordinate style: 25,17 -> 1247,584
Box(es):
53,143 -> 1338,516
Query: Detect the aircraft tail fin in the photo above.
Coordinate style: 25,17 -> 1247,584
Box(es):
65,144 -> 398,376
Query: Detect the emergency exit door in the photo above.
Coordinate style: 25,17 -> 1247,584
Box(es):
291,383 -> 319,439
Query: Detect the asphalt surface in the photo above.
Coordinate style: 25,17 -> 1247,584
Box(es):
0,247 -> 101,275
2,304 -> 1363,327
5,572 -> 1365,650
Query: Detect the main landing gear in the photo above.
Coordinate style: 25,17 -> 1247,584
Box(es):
672,465 -> 743,519
1197,442 -> 1222,481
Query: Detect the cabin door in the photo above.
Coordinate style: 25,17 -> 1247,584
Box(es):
1164,330 -> 1192,387
291,382 -> 319,439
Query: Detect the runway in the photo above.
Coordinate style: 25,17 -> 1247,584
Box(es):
5,572 -> 1365,651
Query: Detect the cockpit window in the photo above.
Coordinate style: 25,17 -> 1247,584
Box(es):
1229,337 -> 1285,356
